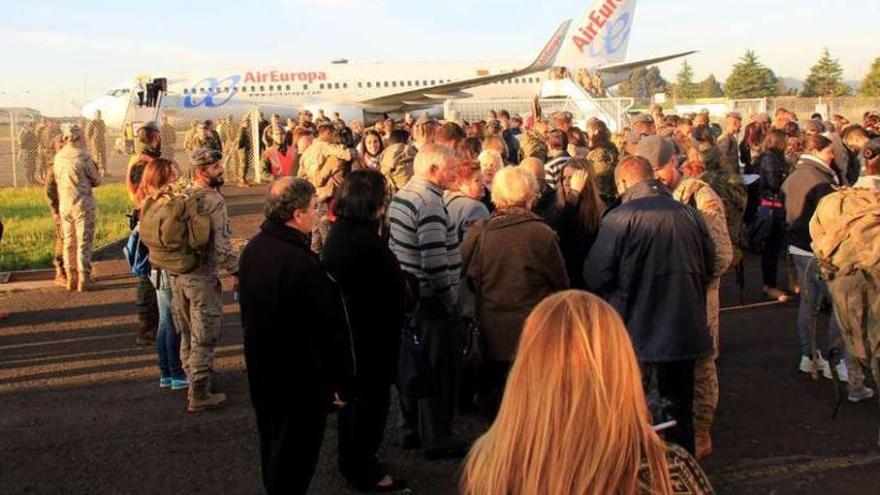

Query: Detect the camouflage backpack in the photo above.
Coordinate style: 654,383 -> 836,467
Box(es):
810,187 -> 880,277
518,131 -> 548,162
378,143 -> 417,194
138,186 -> 212,274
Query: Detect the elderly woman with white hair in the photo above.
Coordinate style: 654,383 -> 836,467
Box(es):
477,149 -> 504,212
460,166 -> 569,419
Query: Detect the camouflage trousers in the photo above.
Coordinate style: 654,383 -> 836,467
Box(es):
60,205 -> 96,276
52,213 -> 65,272
694,278 -> 721,441
237,149 -> 253,183
828,270 -> 880,381
171,273 -> 223,384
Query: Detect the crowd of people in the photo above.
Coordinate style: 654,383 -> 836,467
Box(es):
19,99 -> 880,494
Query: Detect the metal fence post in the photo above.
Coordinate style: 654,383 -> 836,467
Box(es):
9,109 -> 17,188
250,107 -> 261,184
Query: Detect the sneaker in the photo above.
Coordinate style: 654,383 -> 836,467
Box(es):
159,377 -> 172,388
848,386 -> 875,403
836,361 -> 849,383
816,352 -> 832,380
763,287 -> 790,303
798,355 -> 816,374
171,377 -> 189,390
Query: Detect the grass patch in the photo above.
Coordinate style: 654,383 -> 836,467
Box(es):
0,183 -> 132,271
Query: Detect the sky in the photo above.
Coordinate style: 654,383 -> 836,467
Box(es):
0,0 -> 877,116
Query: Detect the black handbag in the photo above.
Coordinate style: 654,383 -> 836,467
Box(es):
397,309 -> 435,399
461,230 -> 487,367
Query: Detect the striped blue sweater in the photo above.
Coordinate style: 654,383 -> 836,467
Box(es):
389,176 -> 461,310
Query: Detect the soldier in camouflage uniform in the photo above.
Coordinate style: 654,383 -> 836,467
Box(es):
53,124 -> 101,292
237,116 -> 255,185
183,121 -> 200,155
46,157 -> 68,286
18,121 -> 39,185
585,119 -> 620,207
171,148 -> 239,412
193,121 -> 223,152
298,122 -> 354,202
160,116 -> 177,160
716,112 -> 743,175
39,119 -> 62,184
698,138 -> 747,270
86,110 -> 109,177
811,139 -> 880,417
644,136 -> 733,459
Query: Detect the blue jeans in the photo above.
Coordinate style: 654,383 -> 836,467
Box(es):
156,287 -> 185,380
793,254 -> 841,358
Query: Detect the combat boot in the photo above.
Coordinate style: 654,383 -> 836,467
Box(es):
77,273 -> 96,292
53,267 -> 67,287
66,271 -> 78,291
187,379 -> 227,412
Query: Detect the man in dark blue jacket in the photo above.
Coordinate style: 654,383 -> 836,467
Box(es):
239,177 -> 354,494
584,155 -> 715,454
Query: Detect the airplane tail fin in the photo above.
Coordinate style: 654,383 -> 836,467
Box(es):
525,19 -> 573,72
555,0 -> 637,69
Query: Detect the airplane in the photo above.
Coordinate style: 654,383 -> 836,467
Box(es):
82,0 -> 693,129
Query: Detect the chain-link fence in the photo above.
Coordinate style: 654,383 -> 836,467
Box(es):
0,106 -> 272,188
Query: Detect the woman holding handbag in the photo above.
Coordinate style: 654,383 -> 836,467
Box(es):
757,129 -> 791,302
460,167 -> 569,419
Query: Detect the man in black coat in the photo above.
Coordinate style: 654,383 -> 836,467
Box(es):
584,155 -> 715,454
239,177 -> 354,495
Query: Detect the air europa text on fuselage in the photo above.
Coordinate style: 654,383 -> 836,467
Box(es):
243,71 -> 328,84
570,0 -> 625,53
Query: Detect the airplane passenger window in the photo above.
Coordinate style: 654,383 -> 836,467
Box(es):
269,85 -> 274,91
415,81 -> 420,86
241,87 -> 246,93
260,86 -> 265,91
335,83 -> 340,89
366,82 -> 371,88
358,82 -> 362,88
423,80 -> 427,85
183,89 -> 189,94
384,81 -> 389,87
320,83 -> 324,89
251,86 -> 255,91
431,80 -> 436,84
392,81 -> 397,87
286,85 -> 291,90
303,84 -> 308,90
343,83 -> 348,88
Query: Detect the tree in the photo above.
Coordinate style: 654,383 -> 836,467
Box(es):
802,48 -> 850,97
723,50 -> 779,98
671,60 -> 699,99
618,66 -> 668,100
698,74 -> 724,98
860,56 -> 880,97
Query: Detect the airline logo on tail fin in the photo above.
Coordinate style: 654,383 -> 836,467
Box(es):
528,19 -> 573,71
557,0 -> 636,67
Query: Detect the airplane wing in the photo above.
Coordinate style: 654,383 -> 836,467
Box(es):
595,50 -> 697,75
356,19 -> 572,112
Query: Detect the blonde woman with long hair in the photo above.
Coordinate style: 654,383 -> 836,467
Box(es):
460,291 -> 714,495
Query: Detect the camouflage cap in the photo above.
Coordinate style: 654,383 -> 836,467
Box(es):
61,123 -> 83,141
191,148 -> 223,168
635,135 -> 675,169
630,113 -> 654,125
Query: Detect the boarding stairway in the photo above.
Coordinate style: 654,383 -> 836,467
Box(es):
443,76 -> 633,132
121,91 -> 164,133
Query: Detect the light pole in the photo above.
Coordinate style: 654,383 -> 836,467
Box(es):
1,90 -> 31,187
